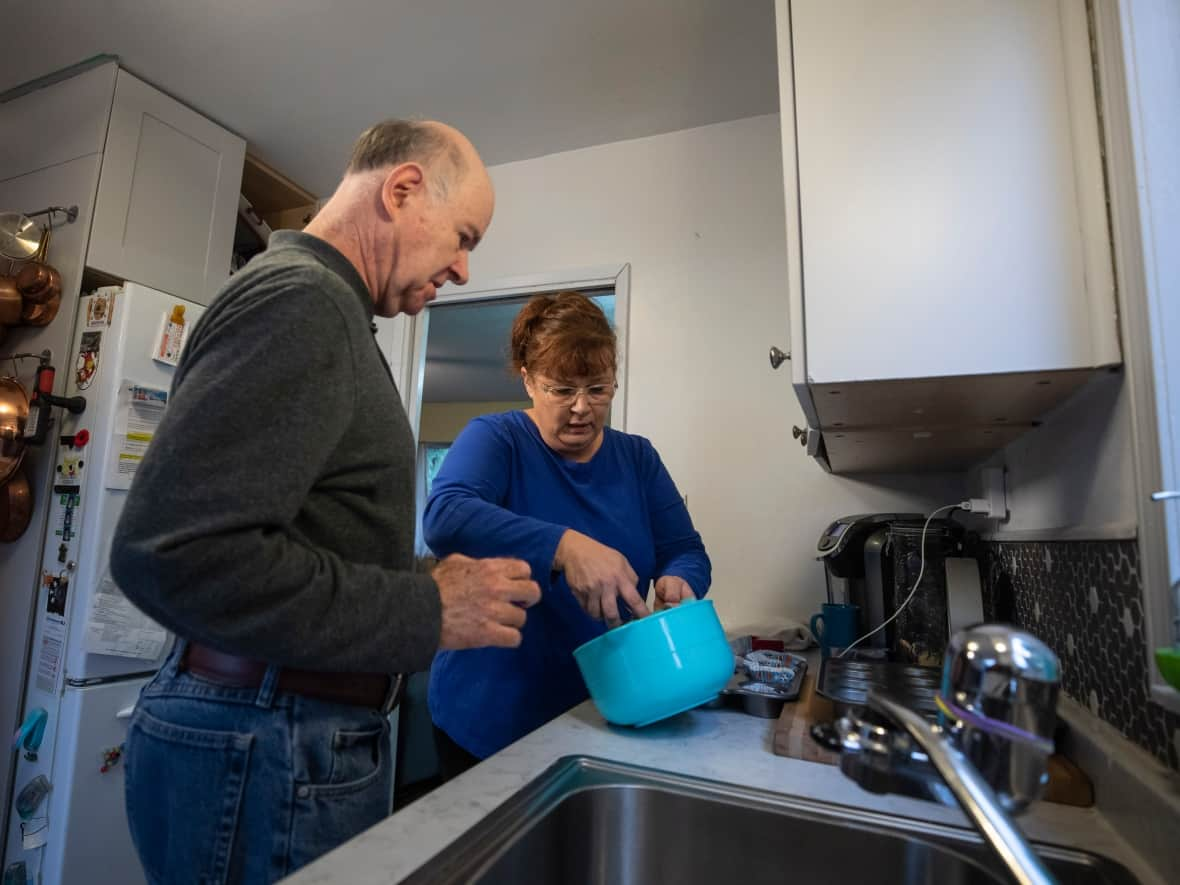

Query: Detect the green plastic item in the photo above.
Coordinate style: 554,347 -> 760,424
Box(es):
1155,647 -> 1180,691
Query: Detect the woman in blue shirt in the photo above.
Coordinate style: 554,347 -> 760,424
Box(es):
423,291 -> 712,769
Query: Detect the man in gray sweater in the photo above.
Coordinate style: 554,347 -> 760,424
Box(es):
111,120 -> 539,884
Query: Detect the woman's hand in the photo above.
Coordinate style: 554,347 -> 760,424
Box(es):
653,575 -> 696,611
554,530 -> 651,627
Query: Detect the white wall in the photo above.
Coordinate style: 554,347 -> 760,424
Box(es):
970,371 -> 1138,538
467,114 -> 963,628
966,0 -> 1180,543
0,152 -> 103,845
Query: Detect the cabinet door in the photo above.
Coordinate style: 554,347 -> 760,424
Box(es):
88,70 -> 245,305
789,0 -> 1115,383
0,63 -> 116,180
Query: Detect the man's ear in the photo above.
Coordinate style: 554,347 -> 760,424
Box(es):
381,162 -> 426,214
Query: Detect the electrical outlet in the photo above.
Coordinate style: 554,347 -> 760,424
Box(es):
981,466 -> 1008,521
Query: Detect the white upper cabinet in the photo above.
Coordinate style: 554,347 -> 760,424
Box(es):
0,64 -> 117,180
775,0 -> 1119,471
88,70 -> 245,305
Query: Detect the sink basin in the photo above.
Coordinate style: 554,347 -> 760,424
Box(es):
403,756 -> 1138,885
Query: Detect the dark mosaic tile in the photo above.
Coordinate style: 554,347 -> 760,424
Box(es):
982,540 -> 1177,771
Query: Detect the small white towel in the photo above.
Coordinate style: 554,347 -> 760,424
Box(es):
726,619 -> 813,651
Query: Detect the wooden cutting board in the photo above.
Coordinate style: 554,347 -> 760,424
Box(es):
772,672 -> 840,765
771,673 -> 1093,807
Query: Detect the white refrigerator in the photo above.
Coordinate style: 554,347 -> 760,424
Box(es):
4,283 -> 204,885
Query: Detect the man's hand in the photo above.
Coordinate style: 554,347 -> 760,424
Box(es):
434,554 -> 541,650
554,530 -> 651,628
653,575 -> 695,611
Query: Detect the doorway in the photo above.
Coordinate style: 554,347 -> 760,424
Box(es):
412,288 -> 618,557
392,266 -> 629,807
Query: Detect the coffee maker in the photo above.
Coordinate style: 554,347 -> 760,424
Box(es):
817,513 -> 978,666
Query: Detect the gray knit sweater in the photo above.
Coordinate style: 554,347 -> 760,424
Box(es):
110,231 -> 441,674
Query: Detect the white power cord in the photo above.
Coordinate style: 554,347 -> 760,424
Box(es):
837,502 -> 972,658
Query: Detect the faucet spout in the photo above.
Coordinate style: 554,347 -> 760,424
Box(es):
862,692 -> 1057,885
833,625 -> 1062,885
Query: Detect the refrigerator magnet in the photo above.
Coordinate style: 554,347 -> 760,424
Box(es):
14,776 -> 50,820
76,331 -> 101,389
153,304 -> 188,366
99,745 -> 124,773
55,453 -> 84,487
12,707 -> 47,761
19,818 -> 48,851
86,287 -> 117,327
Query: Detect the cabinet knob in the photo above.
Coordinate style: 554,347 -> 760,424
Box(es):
769,346 -> 790,369
792,425 -> 807,446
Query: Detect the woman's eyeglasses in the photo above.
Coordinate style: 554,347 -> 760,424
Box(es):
537,380 -> 618,406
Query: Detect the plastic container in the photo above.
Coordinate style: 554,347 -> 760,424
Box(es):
573,599 -> 734,727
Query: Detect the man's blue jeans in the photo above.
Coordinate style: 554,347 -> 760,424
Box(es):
124,642 -> 394,884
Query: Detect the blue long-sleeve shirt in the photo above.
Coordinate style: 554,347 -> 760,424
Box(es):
424,410 -> 711,757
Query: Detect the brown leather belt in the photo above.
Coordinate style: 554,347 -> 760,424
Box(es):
180,643 -> 402,714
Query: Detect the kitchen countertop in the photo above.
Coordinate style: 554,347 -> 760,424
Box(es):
283,700 -> 1166,885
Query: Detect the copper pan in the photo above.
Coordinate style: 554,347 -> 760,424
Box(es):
0,465 -> 32,542
15,227 -> 60,305
16,262 -> 61,305
0,376 -> 29,485
0,276 -> 21,325
21,291 -> 60,327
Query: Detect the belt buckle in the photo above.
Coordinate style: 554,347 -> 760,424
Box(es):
379,674 -> 405,716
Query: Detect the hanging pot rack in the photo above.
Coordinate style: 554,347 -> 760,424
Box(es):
23,206 -> 78,226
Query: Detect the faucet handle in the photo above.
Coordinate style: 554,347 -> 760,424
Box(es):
942,624 -> 1060,743
941,625 -> 1060,812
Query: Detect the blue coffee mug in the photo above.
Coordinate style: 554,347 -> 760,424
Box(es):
809,603 -> 860,658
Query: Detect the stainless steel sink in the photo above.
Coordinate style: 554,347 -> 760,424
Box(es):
403,756 -> 1138,885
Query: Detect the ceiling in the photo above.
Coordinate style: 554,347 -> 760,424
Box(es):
424,294 -> 615,403
1,1 -> 778,196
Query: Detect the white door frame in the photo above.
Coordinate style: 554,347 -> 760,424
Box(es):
1092,0 -> 1180,712
402,263 -> 632,443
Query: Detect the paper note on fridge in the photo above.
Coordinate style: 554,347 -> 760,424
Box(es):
106,380 -> 168,490
83,577 -> 167,660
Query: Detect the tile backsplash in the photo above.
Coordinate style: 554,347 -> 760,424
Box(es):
981,540 -> 1180,770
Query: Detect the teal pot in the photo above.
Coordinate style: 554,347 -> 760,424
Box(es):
573,599 -> 734,727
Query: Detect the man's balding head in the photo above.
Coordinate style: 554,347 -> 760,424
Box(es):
346,119 -> 475,200
307,118 -> 493,318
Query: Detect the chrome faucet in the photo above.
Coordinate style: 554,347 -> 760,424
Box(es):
834,625 -> 1061,885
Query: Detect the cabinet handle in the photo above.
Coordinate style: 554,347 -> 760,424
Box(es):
769,346 -> 790,369
1151,491 -> 1180,501
792,425 -> 807,447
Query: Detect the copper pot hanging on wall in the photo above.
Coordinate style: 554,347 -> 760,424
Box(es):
0,376 -> 29,485
0,275 -> 22,326
16,262 -> 61,306
20,291 -> 61,327
0,465 -> 31,542
15,226 -> 61,306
